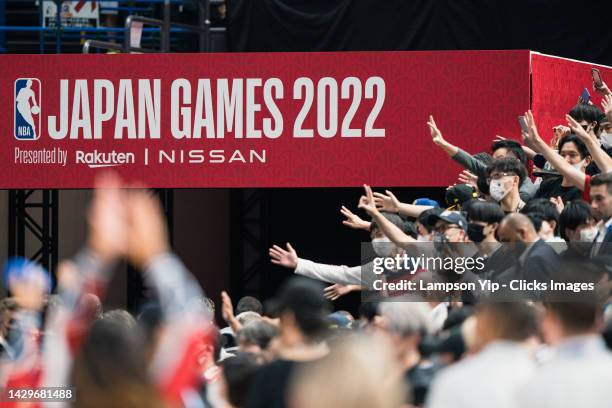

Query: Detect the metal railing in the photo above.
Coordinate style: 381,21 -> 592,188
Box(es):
0,0 -> 226,54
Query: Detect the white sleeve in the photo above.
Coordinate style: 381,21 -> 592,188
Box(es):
294,258 -> 364,285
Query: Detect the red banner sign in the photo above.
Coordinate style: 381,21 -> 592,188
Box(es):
0,51 -> 530,188
531,53 -> 612,144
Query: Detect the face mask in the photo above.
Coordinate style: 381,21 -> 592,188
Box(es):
372,236 -> 394,257
579,227 -> 598,242
433,233 -> 450,252
467,223 -> 486,243
600,132 -> 612,148
417,234 -> 430,242
489,180 -> 510,202
571,159 -> 586,171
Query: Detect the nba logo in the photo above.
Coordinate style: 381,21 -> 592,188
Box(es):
14,78 -> 41,140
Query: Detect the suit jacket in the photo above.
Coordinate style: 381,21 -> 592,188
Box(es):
518,239 -> 560,282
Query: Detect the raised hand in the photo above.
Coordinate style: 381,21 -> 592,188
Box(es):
522,110 -> 546,152
594,80 -> 611,97
126,189 -> 169,269
269,243 -> 298,269
220,291 -> 235,324
602,94 -> 612,123
458,170 -> 478,189
340,206 -> 371,230
357,184 -> 378,215
550,196 -> 564,214
373,190 -> 400,213
552,125 -> 570,149
87,173 -> 128,262
323,284 -> 356,301
566,114 -> 597,144
427,115 -> 445,145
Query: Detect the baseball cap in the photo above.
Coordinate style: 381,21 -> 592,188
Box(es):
427,210 -> 468,232
445,184 -> 478,208
414,198 -> 440,208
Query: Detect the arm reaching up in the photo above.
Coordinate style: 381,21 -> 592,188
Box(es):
358,185 -> 415,246
428,115 -> 459,157
373,189 -> 432,218
522,110 -> 586,190
221,291 -> 243,333
340,206 -> 371,230
566,114 -> 612,174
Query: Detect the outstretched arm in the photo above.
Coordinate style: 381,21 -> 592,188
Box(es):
359,185 -> 416,247
269,243 -> 363,285
566,114 -> 612,174
373,189 -> 433,218
522,110 -> 586,190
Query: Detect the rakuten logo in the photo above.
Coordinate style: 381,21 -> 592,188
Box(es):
75,150 -> 135,168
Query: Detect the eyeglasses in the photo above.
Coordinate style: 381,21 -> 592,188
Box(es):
486,172 -> 516,183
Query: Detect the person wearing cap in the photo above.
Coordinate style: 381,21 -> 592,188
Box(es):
427,303 -> 539,408
445,184 -> 478,211
246,277 -> 330,408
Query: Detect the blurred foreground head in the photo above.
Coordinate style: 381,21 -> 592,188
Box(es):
72,319 -> 165,408
289,335 -> 405,408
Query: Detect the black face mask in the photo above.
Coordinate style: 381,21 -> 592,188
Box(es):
467,223 -> 486,243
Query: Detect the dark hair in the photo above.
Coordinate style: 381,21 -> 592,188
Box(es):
402,219 -> 418,239
521,198 -> 560,235
221,353 -> 260,408
72,319 -> 164,408
102,309 -> 136,329
568,103 -> 605,133
475,302 -> 538,341
559,200 -> 594,240
558,134 -> 590,159
477,173 -> 490,195
591,172 -> 612,194
358,301 -> 379,323
486,157 -> 527,185
417,208 -> 443,232
213,326 -> 224,362
465,200 -> 504,224
491,139 -> 527,165
370,211 -> 404,234
545,301 -> 601,334
237,320 -> 279,350
524,212 -> 545,234
236,296 -> 263,315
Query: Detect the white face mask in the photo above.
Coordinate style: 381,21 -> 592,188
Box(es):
372,236 -> 394,257
600,132 -> 612,148
571,159 -> 586,172
579,227 -> 598,242
417,234 -> 430,242
489,179 -> 510,202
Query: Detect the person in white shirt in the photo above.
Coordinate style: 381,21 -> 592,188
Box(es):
268,211 -> 408,287
426,302 -> 539,408
519,300 -> 612,408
